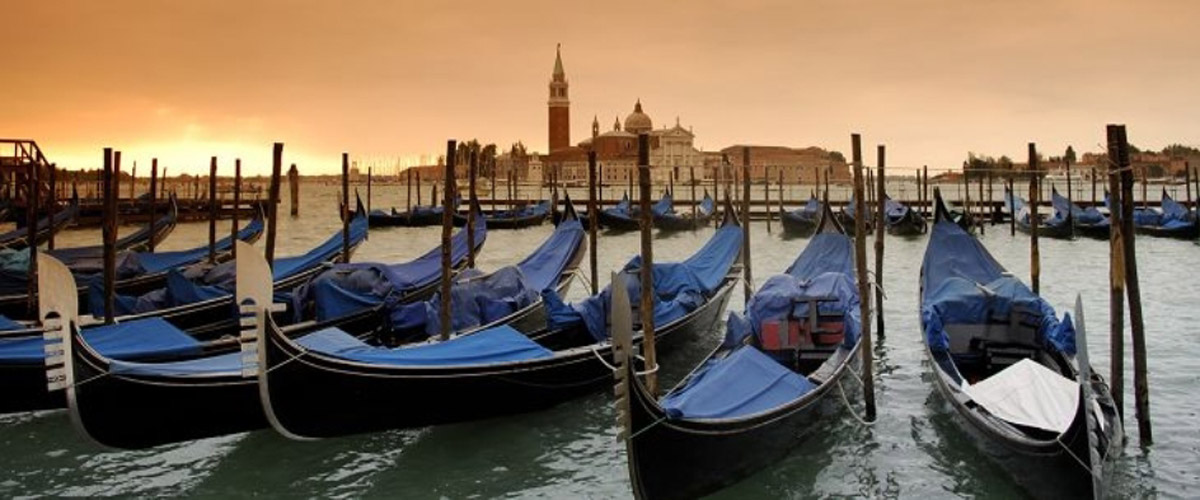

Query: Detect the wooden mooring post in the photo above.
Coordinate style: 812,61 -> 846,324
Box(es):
690,166 -> 698,222
103,149 -> 119,324
1028,143 -> 1040,294
1009,176 -> 1016,236
341,153 -> 351,264
741,147 -> 752,306
208,157 -> 218,263
765,166 -> 772,233
977,171 -> 986,235
266,144 -> 283,268
231,159 -> 241,259
367,167 -> 372,215
148,159 -> 158,252
1106,134 -> 1126,423
288,163 -> 299,217
46,164 -> 56,251
874,145 -> 886,338
1108,124 -> 1152,445
852,134 -> 876,421
637,133 -> 658,396
25,156 -> 40,315
588,151 -> 599,294
1066,157 -> 1075,239
467,149 -> 477,269
439,140 -> 457,342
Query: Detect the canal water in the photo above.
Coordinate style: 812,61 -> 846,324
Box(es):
1,184 -> 1196,498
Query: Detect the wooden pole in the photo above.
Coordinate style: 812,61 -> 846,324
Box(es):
432,181 -> 439,208
923,165 -> 929,214
1066,157 -> 1074,238
741,147 -> 752,307
1185,161 -> 1195,208
598,163 -> 604,208
467,149 -> 477,269
1091,167 -> 1098,207
341,153 -> 351,264
1028,143 -> 1040,294
963,165 -> 971,230
439,141 -> 457,342
1105,132 -> 1126,424
367,167 -> 372,215
1109,124 -> 1152,445
852,134 -> 876,420
491,158 -> 497,216
1140,167 -> 1147,209
1192,162 -> 1199,213
231,159 -> 241,259
266,144 -> 283,268
636,133 -> 658,396
977,171 -> 986,235
987,171 -> 994,225
25,156 -> 40,315
416,171 -> 422,206
705,163 -> 715,227
288,163 -> 299,216
874,145 -> 886,339
130,162 -> 136,200
406,169 -> 414,217
690,166 -> 698,223
46,163 -> 56,251
588,151 -> 600,295
765,166 -> 772,232
916,168 -> 922,215
208,157 -> 218,263
148,159 -> 158,252
104,150 -> 120,324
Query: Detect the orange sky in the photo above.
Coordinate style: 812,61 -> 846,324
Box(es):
4,0 -> 1198,176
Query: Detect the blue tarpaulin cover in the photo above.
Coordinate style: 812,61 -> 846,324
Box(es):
1008,189 -> 1068,228
295,324 -> 552,366
0,314 -> 23,331
296,221 -> 487,321
921,218 -> 1076,355
94,213 -> 366,317
545,222 -> 742,341
722,229 -> 860,349
0,317 -> 202,364
392,215 -> 581,335
651,191 -> 673,217
1051,189 -> 1107,226
110,350 -> 240,377
660,345 -> 816,419
884,197 -> 910,225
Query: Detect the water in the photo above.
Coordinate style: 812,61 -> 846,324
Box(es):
2,184 -> 1196,498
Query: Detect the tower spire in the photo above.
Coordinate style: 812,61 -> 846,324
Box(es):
553,43 -> 565,80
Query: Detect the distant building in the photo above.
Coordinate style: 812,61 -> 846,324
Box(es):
536,45 -> 850,188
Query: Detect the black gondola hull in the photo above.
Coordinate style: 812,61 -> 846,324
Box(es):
452,211 -> 546,229
924,347 -> 1115,499
260,280 -> 734,439
1135,222 -> 1199,239
624,347 -> 855,500
68,333 -> 264,449
885,210 -> 928,236
368,210 -> 444,227
779,208 -> 818,237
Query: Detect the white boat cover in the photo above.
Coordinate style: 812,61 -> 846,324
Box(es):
963,358 -> 1080,434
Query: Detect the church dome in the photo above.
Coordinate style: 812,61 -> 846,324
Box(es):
624,100 -> 653,134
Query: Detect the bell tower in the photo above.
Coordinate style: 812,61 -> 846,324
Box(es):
548,44 -> 570,153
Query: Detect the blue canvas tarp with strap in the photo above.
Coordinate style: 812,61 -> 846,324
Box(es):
0,317 -> 202,364
295,324 -> 552,366
921,219 -> 1075,355
295,221 -> 487,322
660,345 -> 817,419
545,222 -> 742,341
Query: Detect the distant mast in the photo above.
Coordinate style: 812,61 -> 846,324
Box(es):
548,44 -> 570,153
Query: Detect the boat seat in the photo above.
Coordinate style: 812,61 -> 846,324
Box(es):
758,296 -> 842,369
946,306 -> 1041,355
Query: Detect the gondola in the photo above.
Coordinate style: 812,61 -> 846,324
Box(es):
249,199 -> 743,439
0,200 -> 263,321
0,192 -> 79,250
1051,188 -> 1109,239
91,203 -> 369,335
883,196 -> 927,236
1121,189 -> 1198,239
1,205 -> 468,420
836,195 -> 873,236
453,200 -> 549,229
779,193 -> 820,237
42,194 -> 180,265
596,192 -> 642,230
920,189 -> 1122,498
654,190 -> 714,231
293,198 -> 577,343
617,198 -> 862,500
1005,186 -> 1074,239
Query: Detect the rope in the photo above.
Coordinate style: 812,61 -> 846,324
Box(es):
589,345 -> 618,372
628,414 -> 669,441
1055,435 -> 1101,481
574,269 -> 594,294
836,378 -> 876,426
